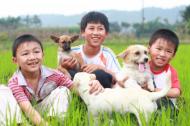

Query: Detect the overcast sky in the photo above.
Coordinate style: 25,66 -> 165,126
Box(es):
0,0 -> 190,17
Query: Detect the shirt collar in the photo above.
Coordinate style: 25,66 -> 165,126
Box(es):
149,61 -> 169,74
16,65 -> 54,86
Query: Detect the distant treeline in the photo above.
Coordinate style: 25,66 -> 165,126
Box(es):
0,5 -> 190,42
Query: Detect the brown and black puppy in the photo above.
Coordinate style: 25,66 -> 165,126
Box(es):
50,34 -> 84,78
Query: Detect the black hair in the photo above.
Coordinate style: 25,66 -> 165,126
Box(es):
80,11 -> 109,33
149,29 -> 179,54
12,34 -> 43,57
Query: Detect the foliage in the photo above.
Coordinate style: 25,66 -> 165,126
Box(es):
0,15 -> 41,30
181,5 -> 190,22
110,22 -> 121,33
133,17 -> 174,37
181,5 -> 190,33
0,40 -> 190,125
0,32 -> 10,42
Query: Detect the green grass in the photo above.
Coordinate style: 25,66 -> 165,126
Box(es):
0,41 -> 190,126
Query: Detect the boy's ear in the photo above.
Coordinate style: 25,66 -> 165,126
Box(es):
105,32 -> 109,36
12,57 -> 17,64
42,52 -> 44,58
147,45 -> 150,53
171,52 -> 176,58
81,32 -> 85,38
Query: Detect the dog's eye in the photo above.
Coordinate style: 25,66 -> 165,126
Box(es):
144,51 -> 147,54
135,51 -> 140,55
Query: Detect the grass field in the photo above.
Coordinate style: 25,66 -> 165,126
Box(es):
0,41 -> 190,126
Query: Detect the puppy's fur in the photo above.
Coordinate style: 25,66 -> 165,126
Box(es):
117,45 -> 154,91
51,34 -> 84,78
73,72 -> 171,126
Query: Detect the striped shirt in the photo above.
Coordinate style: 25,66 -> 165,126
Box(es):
8,66 -> 73,103
72,45 -> 121,74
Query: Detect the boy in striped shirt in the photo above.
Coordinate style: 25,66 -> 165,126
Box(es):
8,34 -> 103,125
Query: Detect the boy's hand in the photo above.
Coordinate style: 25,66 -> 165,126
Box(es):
61,58 -> 77,69
81,64 -> 102,73
154,88 -> 161,92
89,80 -> 104,95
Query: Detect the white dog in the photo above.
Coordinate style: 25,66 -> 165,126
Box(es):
73,72 -> 171,126
116,44 -> 155,91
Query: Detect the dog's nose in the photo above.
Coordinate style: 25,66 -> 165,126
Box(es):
144,58 -> 148,63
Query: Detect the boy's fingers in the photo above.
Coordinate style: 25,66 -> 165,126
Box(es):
89,80 -> 104,94
89,83 -> 97,94
94,86 -> 104,95
82,65 -> 91,73
81,64 -> 87,70
89,80 -> 98,94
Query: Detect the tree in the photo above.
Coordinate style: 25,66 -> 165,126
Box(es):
109,22 -> 121,33
31,15 -> 41,27
22,15 -> 41,28
132,17 -> 174,38
182,5 -> 190,22
121,22 -> 130,28
0,16 -> 22,29
181,5 -> 190,33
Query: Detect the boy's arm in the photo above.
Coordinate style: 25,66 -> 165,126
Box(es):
167,66 -> 181,98
19,101 -> 48,126
167,88 -> 181,98
69,78 -> 104,95
154,87 -> 180,98
81,64 -> 116,83
57,71 -> 104,94
60,57 -> 78,69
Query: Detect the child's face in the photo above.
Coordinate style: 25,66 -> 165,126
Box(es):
148,38 -> 175,69
12,41 -> 43,74
81,22 -> 108,48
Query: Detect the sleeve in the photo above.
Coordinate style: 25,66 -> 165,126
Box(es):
170,66 -> 180,89
105,47 -> 121,74
8,77 -> 29,103
51,71 -> 73,89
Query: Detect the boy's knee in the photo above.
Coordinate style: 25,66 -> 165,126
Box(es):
92,70 -> 112,88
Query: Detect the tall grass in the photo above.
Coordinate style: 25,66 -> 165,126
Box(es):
0,41 -> 190,126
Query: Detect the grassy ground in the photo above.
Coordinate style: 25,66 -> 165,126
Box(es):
0,41 -> 190,126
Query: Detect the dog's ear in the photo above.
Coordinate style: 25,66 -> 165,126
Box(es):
90,74 -> 96,80
50,35 -> 60,43
117,50 -> 129,59
70,35 -> 79,43
73,77 -> 80,87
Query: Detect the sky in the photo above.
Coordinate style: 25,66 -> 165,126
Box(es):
0,0 -> 190,17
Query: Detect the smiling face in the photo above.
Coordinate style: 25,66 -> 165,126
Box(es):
12,41 -> 43,75
81,22 -> 108,48
148,38 -> 175,71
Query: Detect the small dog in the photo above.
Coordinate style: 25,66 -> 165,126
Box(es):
50,34 -> 84,78
116,44 -> 155,91
73,72 -> 171,126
